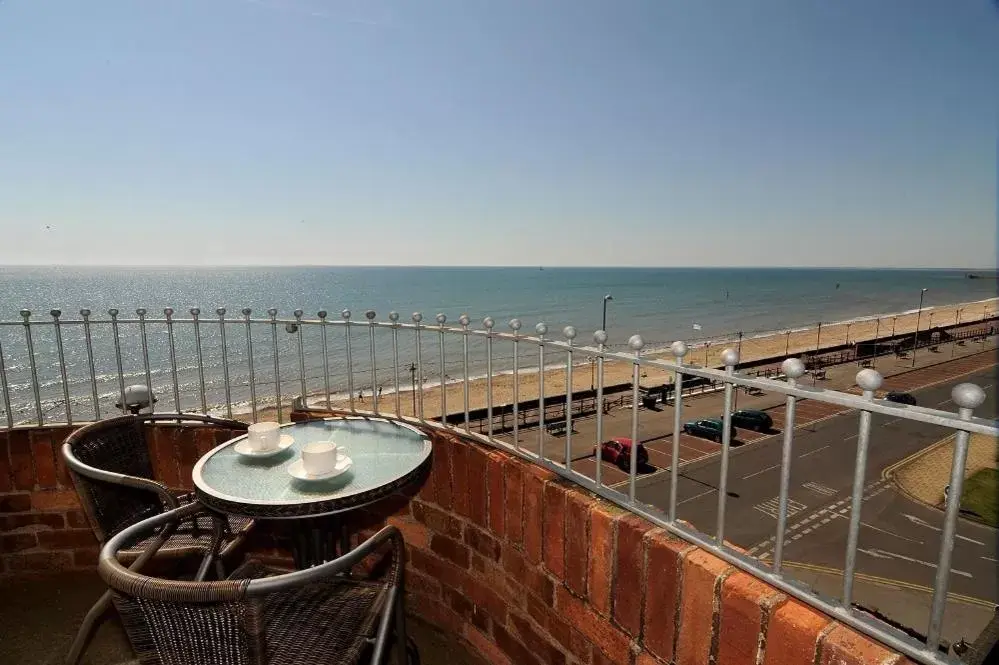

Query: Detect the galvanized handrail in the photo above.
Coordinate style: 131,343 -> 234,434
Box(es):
0,308 -> 996,665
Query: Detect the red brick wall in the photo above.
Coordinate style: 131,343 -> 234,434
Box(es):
0,420 -> 911,665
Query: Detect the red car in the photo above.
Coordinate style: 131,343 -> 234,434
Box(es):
597,437 -> 649,471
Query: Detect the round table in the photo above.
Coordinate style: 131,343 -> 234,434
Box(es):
193,417 -> 432,566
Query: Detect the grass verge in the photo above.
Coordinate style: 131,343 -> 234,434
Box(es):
960,468 -> 998,527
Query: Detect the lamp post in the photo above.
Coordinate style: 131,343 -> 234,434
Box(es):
845,322 -> 852,345
871,317 -> 881,369
589,357 -> 595,391
891,316 -> 897,337
704,341 -> 710,367
409,362 -> 417,414
784,330 -> 791,358
812,322 -> 822,385
602,294 -> 613,334
911,288 -> 927,368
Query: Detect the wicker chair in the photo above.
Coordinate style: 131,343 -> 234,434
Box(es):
62,413 -> 255,665
100,502 -> 409,665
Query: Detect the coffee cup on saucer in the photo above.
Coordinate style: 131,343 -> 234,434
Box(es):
247,422 -> 281,452
301,441 -> 340,477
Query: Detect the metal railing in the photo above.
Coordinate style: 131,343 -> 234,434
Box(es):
1,307 -> 996,665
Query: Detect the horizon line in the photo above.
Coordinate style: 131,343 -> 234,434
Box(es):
0,264 -> 996,271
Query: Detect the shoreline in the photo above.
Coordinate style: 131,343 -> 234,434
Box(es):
240,296 -> 997,422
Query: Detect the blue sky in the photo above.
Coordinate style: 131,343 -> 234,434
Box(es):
0,0 -> 996,267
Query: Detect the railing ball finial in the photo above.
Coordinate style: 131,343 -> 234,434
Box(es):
628,334 -> 645,351
317,310 -> 327,319
781,358 -> 806,380
388,311 -> 399,323
241,308 -> 252,316
412,312 -> 422,323
855,368 -> 883,393
483,316 -> 495,330
536,322 -> 548,336
50,309 -> 61,318
458,313 -> 470,327
293,309 -> 303,320
509,318 -> 522,331
435,313 -> 446,325
342,309 -> 352,320
367,310 -> 378,321
267,308 -> 278,316
163,308 -> 174,317
593,330 -> 608,346
563,325 -> 577,340
108,308 -> 119,317
80,308 -> 91,317
136,308 -> 147,317
20,309 -> 30,319
952,383 -> 986,410
670,340 -> 688,358
216,308 -> 226,316
190,308 -> 200,316
720,348 -> 739,367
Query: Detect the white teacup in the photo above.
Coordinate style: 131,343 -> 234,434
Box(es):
247,422 -> 281,452
301,441 -> 340,476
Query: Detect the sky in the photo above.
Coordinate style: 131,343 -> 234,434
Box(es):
0,0 -> 996,268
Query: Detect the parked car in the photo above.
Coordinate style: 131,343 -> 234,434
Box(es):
885,391 -> 917,406
597,437 -> 649,471
728,409 -> 773,432
682,418 -> 737,443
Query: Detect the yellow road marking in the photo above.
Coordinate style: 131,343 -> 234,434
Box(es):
781,561 -> 995,608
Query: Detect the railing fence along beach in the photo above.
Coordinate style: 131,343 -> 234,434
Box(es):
1,307 -> 997,665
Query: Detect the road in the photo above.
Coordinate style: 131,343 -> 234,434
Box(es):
645,366 -> 997,597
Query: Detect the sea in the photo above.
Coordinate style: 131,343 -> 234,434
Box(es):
0,266 -> 995,423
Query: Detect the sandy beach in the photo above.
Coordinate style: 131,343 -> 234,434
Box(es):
250,297 -> 996,422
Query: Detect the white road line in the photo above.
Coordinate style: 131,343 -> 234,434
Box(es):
677,488 -> 717,505
981,556 -> 998,563
799,444 -> 831,459
845,434 -> 858,441
883,418 -> 901,426
902,514 -> 986,546
742,463 -> 781,480
936,399 -> 952,407
825,511 -> 924,544
858,547 -> 973,578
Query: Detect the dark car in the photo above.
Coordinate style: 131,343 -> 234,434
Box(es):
729,409 -> 774,432
597,437 -> 649,471
885,391 -> 917,406
683,418 -> 738,443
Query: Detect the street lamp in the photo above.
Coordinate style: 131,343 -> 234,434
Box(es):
784,330 -> 792,357
408,362 -> 417,413
911,288 -> 927,367
845,322 -> 852,345
871,317 -> 881,369
602,294 -> 613,333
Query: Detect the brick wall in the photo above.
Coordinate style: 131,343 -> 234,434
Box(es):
0,420 -> 912,665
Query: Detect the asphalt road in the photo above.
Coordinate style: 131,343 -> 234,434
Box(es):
643,366 -> 998,603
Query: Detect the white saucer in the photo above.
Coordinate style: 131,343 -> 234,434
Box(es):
234,434 -> 294,458
288,454 -> 352,481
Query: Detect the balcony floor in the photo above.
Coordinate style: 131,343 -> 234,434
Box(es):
0,572 -> 483,665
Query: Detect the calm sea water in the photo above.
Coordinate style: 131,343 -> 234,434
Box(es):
0,266 -> 995,423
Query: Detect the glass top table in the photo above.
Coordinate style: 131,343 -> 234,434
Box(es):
192,417 -> 432,519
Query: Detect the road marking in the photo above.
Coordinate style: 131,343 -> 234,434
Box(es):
780,561 -> 994,607
677,488 -> 716,505
845,434 -> 858,441
902,514 -> 986,546
754,497 -> 807,519
799,444 -> 831,459
883,418 -> 901,426
936,399 -> 952,407
823,511 -> 924,544
858,547 -> 972,578
803,481 -> 837,497
742,463 -> 781,480
981,556 -> 998,563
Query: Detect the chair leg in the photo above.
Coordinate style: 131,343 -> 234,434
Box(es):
64,590 -> 113,665
394,587 -> 408,665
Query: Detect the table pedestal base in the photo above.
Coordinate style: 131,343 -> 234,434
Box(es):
285,516 -> 352,569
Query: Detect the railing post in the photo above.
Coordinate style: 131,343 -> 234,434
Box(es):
136,309 -> 153,417
316,310 -> 330,412
242,308 -> 257,422
483,316 -> 495,439
926,383 -> 987,651
20,310 -> 43,425
563,326 -> 577,470
108,309 -> 126,418
536,322 -> 548,460
412,312 -> 424,420
389,312 -> 401,416
51,309 -> 72,424
510,319 -> 522,449
435,313 -> 447,421
716,347 -> 738,544
165,308 -> 181,412
368,310 -> 381,415
668,340 -> 688,522
344,309 -> 355,412
0,331 -> 11,428
842,367 -> 883,608
459,314 -> 471,431
81,309 -> 100,420
773,357 -> 806,573
593,330 -> 608,487
294,310 -> 306,405
191,308 -> 208,414
270,309 -> 284,420
628,334 -> 644,502
217,308 -> 232,419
